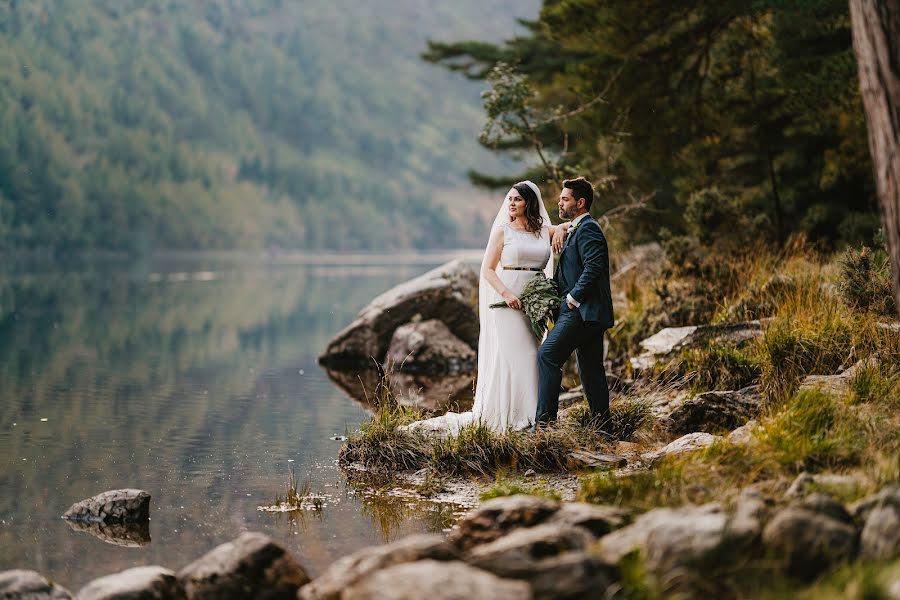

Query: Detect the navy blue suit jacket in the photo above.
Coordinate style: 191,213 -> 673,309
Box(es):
555,217 -> 615,329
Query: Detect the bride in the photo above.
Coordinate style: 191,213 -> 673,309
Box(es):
404,181 -> 564,434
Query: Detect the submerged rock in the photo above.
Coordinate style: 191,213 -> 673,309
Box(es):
62,489 -> 150,524
64,519 -> 151,547
319,260 -> 479,370
77,566 -> 183,600
341,560 -> 531,600
178,532 -> 309,599
384,319 -> 476,374
667,386 -> 763,435
300,534 -> 456,600
0,570 -> 72,599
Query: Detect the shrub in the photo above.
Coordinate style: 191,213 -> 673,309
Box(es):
838,245 -> 896,316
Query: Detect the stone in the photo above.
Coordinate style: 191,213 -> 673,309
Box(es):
567,450 -> 626,469
727,420 -> 758,445
76,566 -> 183,600
641,432 -> 721,466
319,260 -> 479,369
341,560 -> 531,600
728,488 -> 773,547
545,502 -> 632,537
630,320 -> 767,371
0,570 -> 72,599
465,523 -> 594,572
761,505 -> 858,579
667,387 -> 763,435
851,485 -> 900,522
858,486 -> 900,560
63,490 -> 150,524
177,532 -> 309,599
447,495 -> 560,552
386,372 -> 474,412
798,493 -> 854,525
799,358 -> 878,397
597,503 -> 730,575
383,319 -> 476,374
785,472 -> 867,500
299,534 -> 456,600
64,519 -> 151,547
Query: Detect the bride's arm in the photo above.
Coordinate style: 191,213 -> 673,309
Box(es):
481,227 -> 522,310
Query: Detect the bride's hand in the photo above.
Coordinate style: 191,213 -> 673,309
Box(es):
502,291 -> 522,310
551,223 -> 569,253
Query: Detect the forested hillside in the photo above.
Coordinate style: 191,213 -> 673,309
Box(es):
0,0 -> 537,253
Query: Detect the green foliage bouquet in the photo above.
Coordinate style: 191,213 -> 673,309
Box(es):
490,273 -> 560,339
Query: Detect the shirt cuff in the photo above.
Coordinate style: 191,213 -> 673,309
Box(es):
566,293 -> 581,308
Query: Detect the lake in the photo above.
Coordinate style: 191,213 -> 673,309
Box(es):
0,253 -> 480,589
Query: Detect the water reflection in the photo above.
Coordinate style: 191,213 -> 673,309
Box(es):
0,256 -> 474,589
64,520 -> 152,547
323,367 -> 475,413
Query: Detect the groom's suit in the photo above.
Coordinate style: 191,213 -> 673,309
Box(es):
536,215 -> 614,425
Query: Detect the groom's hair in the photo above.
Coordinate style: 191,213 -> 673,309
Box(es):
563,177 -> 594,211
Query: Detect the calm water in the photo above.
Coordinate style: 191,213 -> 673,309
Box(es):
0,254 -> 476,589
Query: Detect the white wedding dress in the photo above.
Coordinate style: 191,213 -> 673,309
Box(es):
404,219 -> 552,435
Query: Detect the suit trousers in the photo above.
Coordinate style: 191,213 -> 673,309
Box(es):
536,304 -> 609,425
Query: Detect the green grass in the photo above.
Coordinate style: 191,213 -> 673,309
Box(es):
479,475 -> 563,502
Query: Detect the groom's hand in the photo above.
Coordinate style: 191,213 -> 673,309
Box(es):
567,300 -> 576,310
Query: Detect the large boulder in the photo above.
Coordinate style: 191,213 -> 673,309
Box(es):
630,320 -> 767,371
383,319 -> 476,374
545,502 -> 632,537
76,567 -> 183,600
666,387 -> 763,435
299,534 -> 457,600
319,260 -> 479,370
447,495 -> 560,552
0,570 -> 72,599
177,532 -> 309,599
761,500 -> 859,579
341,560 -> 531,600
62,490 -> 150,524
596,503 -> 732,575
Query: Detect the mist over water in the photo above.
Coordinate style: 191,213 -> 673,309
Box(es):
0,255 -> 472,589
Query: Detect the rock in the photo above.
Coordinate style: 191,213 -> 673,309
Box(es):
323,367 -> 472,413
567,450 -> 626,469
319,260 -> 479,369
383,319 -> 476,374
597,503 -> 730,575
785,472 -> 867,500
341,560 -> 531,600
761,505 -> 858,579
448,495 -> 560,552
727,420 -> 758,445
728,488 -> 773,547
177,532 -> 309,599
76,567 -> 183,600
667,387 -> 763,435
799,358 -> 877,397
798,493 -> 854,525
858,486 -> 900,560
641,432 -> 721,465
62,490 -> 150,524
299,534 -> 456,600
630,320 -> 767,371
0,570 -> 72,599
64,519 -> 151,547
546,502 -> 632,537
852,485 -> 900,522
464,524 -> 611,599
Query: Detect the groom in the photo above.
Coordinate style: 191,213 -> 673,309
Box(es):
536,177 -> 615,430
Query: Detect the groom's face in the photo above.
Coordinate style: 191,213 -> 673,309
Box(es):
558,189 -> 582,220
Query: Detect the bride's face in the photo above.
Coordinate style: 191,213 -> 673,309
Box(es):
508,192 -> 526,220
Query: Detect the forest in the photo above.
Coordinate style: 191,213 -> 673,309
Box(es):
0,0 -> 533,253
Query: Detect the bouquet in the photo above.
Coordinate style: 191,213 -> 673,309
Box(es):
490,273 -> 560,339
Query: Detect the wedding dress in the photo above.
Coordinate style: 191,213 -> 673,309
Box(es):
403,183 -> 552,434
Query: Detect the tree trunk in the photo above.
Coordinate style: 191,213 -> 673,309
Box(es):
849,0 -> 900,316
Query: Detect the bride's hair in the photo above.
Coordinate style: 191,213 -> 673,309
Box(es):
512,182 -> 544,234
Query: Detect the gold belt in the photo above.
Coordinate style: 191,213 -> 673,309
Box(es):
503,266 -> 543,271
